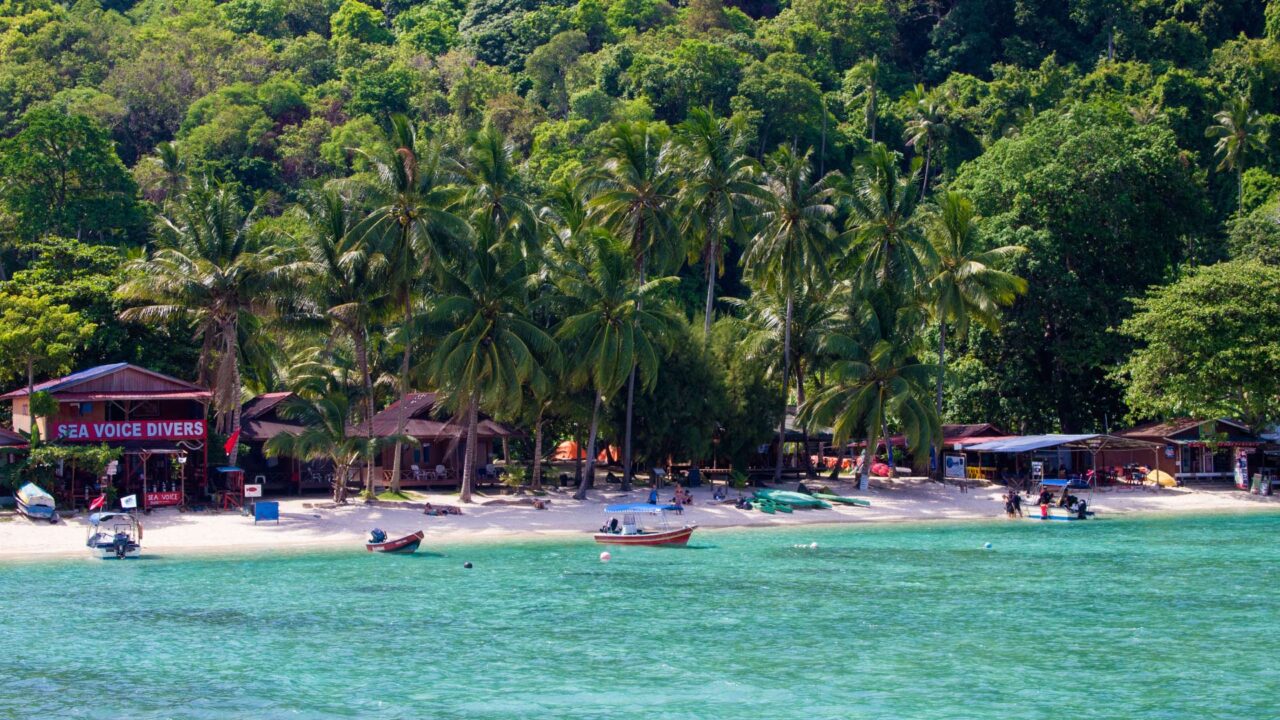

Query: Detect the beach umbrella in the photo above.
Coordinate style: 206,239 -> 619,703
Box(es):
1146,469 -> 1176,487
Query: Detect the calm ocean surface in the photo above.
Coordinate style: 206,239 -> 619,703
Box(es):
3,512 -> 1277,719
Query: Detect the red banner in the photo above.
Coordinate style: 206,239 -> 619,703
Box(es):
145,491 -> 182,507
51,420 -> 206,442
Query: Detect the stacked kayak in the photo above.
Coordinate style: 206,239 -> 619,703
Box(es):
16,483 -> 57,523
812,493 -> 870,508
754,490 -> 831,510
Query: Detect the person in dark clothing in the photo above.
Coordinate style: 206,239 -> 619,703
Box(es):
1075,499 -> 1088,520
1011,492 -> 1023,517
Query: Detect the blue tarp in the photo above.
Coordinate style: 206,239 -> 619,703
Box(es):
605,502 -> 681,513
962,434 -> 1101,453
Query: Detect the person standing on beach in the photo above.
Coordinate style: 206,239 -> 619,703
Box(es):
1011,491 -> 1022,517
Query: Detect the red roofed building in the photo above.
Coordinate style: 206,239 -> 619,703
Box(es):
2,363 -> 212,509
1105,418 -> 1265,485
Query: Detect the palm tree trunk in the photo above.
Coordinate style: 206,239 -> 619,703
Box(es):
354,326 -> 380,495
774,292 -> 793,483
391,293 -> 411,495
460,391 -> 480,503
225,319 -> 242,466
934,322 -> 946,483
531,409 -> 544,490
859,429 -> 873,491
575,393 -> 603,500
622,256 -> 646,491
1238,166 -> 1245,214
921,150 -> 931,197
881,416 -> 894,479
796,361 -> 815,479
703,241 -> 716,340
333,464 -> 348,503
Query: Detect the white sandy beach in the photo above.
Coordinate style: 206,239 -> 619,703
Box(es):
2,478 -> 1277,559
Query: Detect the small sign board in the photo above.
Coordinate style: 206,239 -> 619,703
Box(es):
106,461 -> 119,476
1031,461 -> 1044,481
120,494 -> 137,509
244,483 -> 263,498
943,454 -> 966,479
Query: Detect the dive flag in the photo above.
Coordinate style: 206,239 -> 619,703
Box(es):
89,494 -> 106,511
224,428 -> 241,456
120,494 -> 137,509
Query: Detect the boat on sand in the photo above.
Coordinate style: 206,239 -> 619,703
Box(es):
16,483 -> 57,523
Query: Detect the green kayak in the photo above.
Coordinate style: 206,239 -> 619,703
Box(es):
754,500 -> 776,514
755,490 -> 831,509
812,493 -> 871,507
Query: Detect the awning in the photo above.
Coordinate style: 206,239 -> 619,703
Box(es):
962,434 -> 1161,453
605,502 -> 681,513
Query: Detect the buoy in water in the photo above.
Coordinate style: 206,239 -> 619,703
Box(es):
463,561 -> 473,569
983,542 -> 992,550
599,551 -> 611,563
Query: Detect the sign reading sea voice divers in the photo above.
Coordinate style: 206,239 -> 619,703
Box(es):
51,420 -> 206,442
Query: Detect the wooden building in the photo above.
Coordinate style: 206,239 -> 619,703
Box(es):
1105,418 -> 1266,484
1,363 -> 211,509
364,392 -> 514,488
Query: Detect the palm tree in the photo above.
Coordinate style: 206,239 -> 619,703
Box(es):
266,361 -> 407,503
675,107 -> 763,339
360,114 -> 468,490
1206,96 -> 1267,213
588,121 -> 681,488
424,233 -> 557,503
455,125 -> 537,252
296,190 -> 393,492
742,146 -> 839,482
903,85 -> 950,196
554,232 -> 683,500
800,293 -> 940,490
118,179 -> 291,463
845,143 -> 928,296
728,285 -> 844,477
846,55 -> 883,143
924,192 -> 1026,480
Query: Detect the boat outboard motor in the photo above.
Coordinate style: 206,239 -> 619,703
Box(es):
113,532 -> 129,559
370,528 -> 387,544
1075,499 -> 1088,520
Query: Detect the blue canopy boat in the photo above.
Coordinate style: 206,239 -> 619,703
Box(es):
595,503 -> 696,546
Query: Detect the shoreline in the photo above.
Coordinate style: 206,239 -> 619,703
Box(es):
2,478 -> 1277,562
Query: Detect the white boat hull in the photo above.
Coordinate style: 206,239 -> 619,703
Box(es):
90,544 -> 141,559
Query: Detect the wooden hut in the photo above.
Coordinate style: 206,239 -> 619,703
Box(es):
0,363 -> 211,509
364,393 -> 516,488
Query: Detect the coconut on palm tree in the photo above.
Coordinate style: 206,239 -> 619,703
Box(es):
675,107 -> 763,339
742,146 -> 839,482
587,121 -> 682,489
118,179 -> 292,463
424,232 -> 558,503
923,192 -> 1026,480
553,231 -> 683,500
359,113 -> 468,491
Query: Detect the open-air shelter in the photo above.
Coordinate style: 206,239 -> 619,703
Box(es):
959,433 -> 1163,493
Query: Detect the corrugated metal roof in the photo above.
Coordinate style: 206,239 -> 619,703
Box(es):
0,363 -> 207,400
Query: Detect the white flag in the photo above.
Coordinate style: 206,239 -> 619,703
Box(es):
120,494 -> 137,509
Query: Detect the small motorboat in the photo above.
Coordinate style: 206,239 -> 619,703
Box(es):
16,482 -> 57,523
595,503 -> 696,546
366,529 -> 425,554
86,512 -> 142,559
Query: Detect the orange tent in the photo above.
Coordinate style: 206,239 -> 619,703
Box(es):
552,441 -> 617,463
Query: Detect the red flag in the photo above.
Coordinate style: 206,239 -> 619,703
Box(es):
89,494 -> 106,511
224,428 -> 241,456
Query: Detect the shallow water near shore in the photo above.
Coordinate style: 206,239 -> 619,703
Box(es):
3,511 -> 1277,719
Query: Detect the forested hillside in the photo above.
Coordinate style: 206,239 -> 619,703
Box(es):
1,0 -> 1279,463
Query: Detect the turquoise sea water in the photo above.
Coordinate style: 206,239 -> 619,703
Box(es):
3,512 -> 1278,719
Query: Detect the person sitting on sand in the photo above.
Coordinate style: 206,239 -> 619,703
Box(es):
532,498 -> 547,510
672,484 -> 692,505
712,485 -> 727,502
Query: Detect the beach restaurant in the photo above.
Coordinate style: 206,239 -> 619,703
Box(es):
1,363 -> 212,509
954,433 -> 1162,489
1103,418 -> 1267,485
